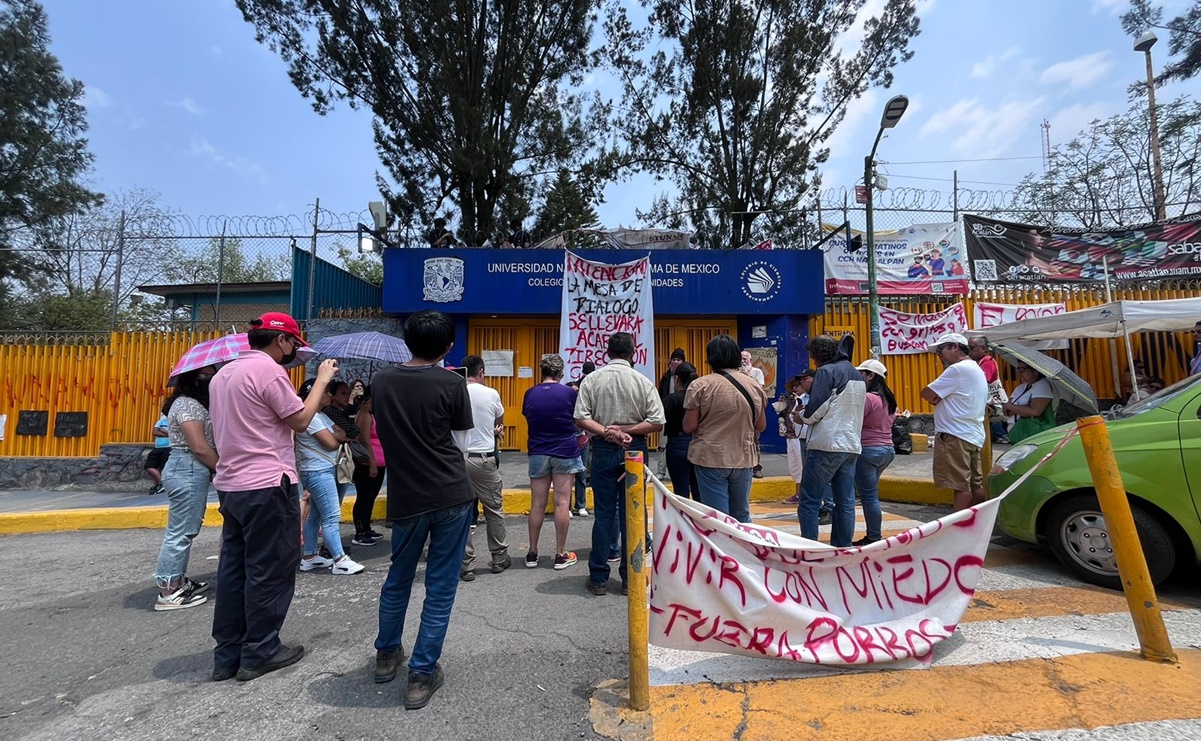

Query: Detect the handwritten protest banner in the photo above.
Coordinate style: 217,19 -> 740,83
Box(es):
649,489 -> 999,666
879,303 -> 968,355
973,301 -> 1068,350
559,251 -> 656,380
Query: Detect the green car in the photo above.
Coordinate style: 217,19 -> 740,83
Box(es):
990,373 -> 1201,589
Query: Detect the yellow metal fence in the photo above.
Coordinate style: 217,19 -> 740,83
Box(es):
811,282 -> 1201,414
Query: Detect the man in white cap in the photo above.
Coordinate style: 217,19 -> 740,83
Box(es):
920,332 -> 988,511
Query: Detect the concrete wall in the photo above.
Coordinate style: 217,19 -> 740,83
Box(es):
0,444 -> 150,490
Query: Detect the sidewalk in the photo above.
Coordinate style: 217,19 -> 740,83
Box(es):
0,449 -> 973,533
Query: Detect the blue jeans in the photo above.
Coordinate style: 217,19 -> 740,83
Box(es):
665,436 -> 699,501
798,439 -> 833,512
300,467 -> 345,560
799,449 -> 859,546
154,449 -> 211,588
588,439 -> 648,586
375,502 -> 473,676
694,465 -> 753,523
855,446 -> 895,542
573,443 -> 591,510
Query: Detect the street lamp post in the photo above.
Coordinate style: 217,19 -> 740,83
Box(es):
1135,31 -> 1167,222
865,95 -> 909,358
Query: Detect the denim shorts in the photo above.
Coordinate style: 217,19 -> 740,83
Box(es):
528,454 -> 585,478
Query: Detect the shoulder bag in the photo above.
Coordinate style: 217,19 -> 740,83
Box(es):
715,370 -> 758,422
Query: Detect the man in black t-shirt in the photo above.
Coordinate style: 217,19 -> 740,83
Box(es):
369,309 -> 473,710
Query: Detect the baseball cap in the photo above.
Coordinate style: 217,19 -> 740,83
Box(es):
856,359 -> 888,377
788,369 -> 816,385
931,332 -> 968,349
250,312 -> 308,346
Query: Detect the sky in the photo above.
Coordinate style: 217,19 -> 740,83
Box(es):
37,0 -> 1199,235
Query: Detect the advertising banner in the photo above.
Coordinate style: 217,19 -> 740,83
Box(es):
879,304 -> 968,355
964,213 -> 1201,283
559,251 -> 656,381
822,222 -> 969,296
972,302 -> 1068,350
648,485 -> 999,666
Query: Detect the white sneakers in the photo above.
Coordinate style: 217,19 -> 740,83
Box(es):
300,554 -> 365,574
577,507 -> 589,517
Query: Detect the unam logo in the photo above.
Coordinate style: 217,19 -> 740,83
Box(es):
740,261 -> 781,303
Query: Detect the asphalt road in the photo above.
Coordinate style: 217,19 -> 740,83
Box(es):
0,518 -> 626,741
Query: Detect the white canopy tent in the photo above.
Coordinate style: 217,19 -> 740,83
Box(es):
965,298 -> 1201,401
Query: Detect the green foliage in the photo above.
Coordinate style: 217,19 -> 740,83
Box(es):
606,0 -> 920,249
533,169 -> 600,242
0,0 -> 102,273
1008,95 -> 1201,229
335,243 -> 383,285
165,237 -> 290,284
7,286 -> 112,332
236,0 -> 606,243
1122,1 -> 1201,90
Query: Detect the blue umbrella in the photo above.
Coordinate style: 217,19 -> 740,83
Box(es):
310,331 -> 412,363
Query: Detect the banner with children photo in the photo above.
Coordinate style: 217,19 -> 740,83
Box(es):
822,222 -> 969,296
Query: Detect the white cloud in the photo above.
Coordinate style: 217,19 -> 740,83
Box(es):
1048,103 -> 1111,143
82,85 -> 112,108
971,47 -> 1022,79
187,136 -> 267,183
169,96 -> 207,116
1039,52 -> 1114,90
210,46 -> 223,57
920,97 -> 1045,158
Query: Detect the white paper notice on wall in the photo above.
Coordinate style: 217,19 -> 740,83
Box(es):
517,366 -> 534,379
0,413 -> 6,441
482,350 -> 515,377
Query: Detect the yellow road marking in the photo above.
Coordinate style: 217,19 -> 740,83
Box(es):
651,649 -> 1201,741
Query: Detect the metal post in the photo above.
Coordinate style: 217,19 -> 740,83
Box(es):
1075,416 -> 1176,662
864,152 -> 881,358
952,170 -> 960,222
624,450 -> 650,711
308,197 -> 320,323
981,418 -> 992,498
1143,50 -> 1167,221
214,223 -> 227,331
111,210 -> 126,330
1103,257 -> 1123,400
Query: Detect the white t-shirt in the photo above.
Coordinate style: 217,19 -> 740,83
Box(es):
295,412 -> 339,471
927,359 -> 988,448
1010,378 -> 1054,425
453,382 -> 505,453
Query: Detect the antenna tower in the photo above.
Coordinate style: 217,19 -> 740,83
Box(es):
1041,119 -> 1052,173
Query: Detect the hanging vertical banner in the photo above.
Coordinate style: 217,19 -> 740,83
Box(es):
559,251 -> 656,381
879,303 -> 968,355
822,222 -> 969,296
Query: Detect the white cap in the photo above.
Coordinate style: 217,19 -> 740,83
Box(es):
931,332 -> 969,349
856,358 -> 888,377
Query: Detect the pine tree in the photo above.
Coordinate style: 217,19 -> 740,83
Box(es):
533,170 -> 600,243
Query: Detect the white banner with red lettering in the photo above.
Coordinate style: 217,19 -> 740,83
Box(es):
649,490 -> 1000,666
879,303 -> 968,355
973,302 -> 1069,350
559,251 -> 655,381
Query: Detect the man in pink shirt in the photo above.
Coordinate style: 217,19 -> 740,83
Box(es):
208,312 -> 338,682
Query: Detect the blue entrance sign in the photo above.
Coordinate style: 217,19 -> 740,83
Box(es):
382,248 -> 825,315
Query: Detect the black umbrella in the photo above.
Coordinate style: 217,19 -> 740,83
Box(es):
992,342 -> 1099,415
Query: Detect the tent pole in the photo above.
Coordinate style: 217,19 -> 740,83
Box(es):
1122,318 -> 1140,405
1103,257 -> 1122,402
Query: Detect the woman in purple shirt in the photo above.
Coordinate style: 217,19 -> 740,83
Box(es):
521,354 -> 584,571
853,359 -> 898,546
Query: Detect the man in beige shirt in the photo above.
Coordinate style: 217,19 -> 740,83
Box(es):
574,332 -> 665,596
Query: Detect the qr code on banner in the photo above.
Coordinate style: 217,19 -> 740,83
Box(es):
973,259 -> 998,281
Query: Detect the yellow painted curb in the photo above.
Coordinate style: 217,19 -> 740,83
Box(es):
0,474 -> 946,534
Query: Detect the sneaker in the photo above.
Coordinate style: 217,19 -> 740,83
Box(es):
584,578 -> 608,596
568,510 -> 573,519
332,556 -> 365,575
607,552 -> 621,563
185,578 -> 210,595
577,507 -> 589,517
554,551 -> 578,570
995,436 -> 1012,445
235,644 -> 305,681
154,584 -> 207,611
783,494 -> 799,505
351,534 -> 377,547
368,528 -> 384,538
524,551 -> 538,568
852,536 -> 879,547
375,648 -> 405,684
460,570 -> 476,582
299,555 -> 335,572
752,467 -> 764,479
818,510 -> 833,526
403,664 -> 445,710
149,484 -> 164,496
211,665 -> 238,682
621,582 -> 629,596
490,554 -> 512,574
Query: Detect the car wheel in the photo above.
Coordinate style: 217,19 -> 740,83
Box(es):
1044,494 -> 1176,590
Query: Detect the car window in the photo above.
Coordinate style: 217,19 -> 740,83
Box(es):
1117,374 -> 1201,418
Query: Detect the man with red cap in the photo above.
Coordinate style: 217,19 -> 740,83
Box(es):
208,312 -> 339,682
